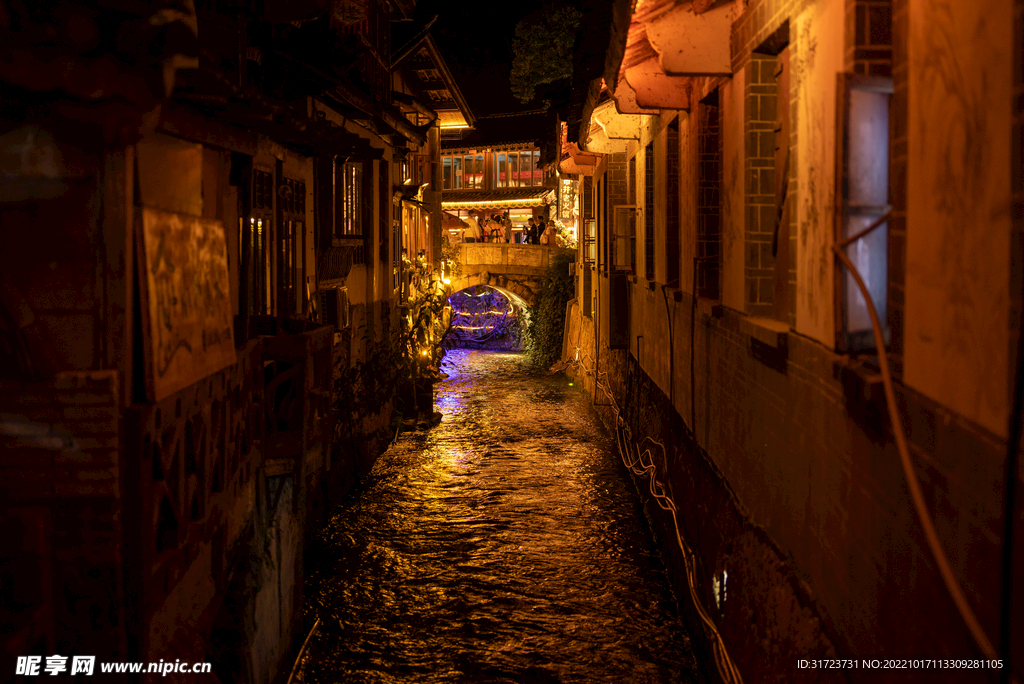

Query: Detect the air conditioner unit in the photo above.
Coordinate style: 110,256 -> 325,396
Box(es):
320,287 -> 349,329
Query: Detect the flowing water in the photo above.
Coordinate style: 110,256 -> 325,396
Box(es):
300,349 -> 698,683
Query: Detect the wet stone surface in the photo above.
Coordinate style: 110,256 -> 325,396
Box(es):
302,350 -> 698,683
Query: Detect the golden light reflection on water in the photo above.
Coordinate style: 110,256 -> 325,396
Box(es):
302,350 -> 697,684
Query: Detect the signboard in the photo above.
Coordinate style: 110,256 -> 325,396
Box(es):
333,0 -> 367,26
138,207 -> 235,402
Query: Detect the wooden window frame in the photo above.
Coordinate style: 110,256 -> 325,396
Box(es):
644,142 -> 655,282
834,73 -> 893,353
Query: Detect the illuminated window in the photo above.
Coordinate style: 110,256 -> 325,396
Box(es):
465,154 -> 483,189
582,177 -> 595,264
508,152 -> 520,188
279,177 -> 305,314
495,152 -> 507,187
244,168 -> 274,315
836,75 -> 892,352
336,161 -> 364,237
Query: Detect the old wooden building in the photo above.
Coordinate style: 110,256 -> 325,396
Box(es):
0,1 -> 469,682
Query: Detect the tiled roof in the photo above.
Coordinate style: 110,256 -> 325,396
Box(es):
441,111 -> 555,151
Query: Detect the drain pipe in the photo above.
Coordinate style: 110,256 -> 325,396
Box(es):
660,284 -> 676,407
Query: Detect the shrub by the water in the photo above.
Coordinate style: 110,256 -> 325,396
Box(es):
527,251 -> 575,368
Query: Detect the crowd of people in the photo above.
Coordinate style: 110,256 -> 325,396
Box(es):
461,211 -> 557,245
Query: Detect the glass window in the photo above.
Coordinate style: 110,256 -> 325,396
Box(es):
496,152 -> 507,188
336,161 -> 363,236
465,154 -> 483,189
837,75 -> 892,352
443,157 -> 452,190
508,152 -> 519,188
453,156 -> 462,189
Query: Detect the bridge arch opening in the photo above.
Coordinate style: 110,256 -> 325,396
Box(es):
447,285 -> 531,351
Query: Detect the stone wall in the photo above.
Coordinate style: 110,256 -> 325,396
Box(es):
0,371 -> 125,661
565,283 -> 1007,682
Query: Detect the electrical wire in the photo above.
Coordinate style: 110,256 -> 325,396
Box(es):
563,350 -> 744,684
832,244 -> 999,661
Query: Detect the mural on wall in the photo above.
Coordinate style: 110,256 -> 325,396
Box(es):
139,207 -> 235,401
905,0 -> 1011,438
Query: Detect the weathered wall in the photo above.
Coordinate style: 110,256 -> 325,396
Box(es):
0,126 -> 103,377
567,288 -> 1007,681
249,480 -> 302,684
721,73 -> 747,313
0,371 -> 125,660
565,0 -> 1017,677
904,0 -> 1014,439
793,0 -> 844,346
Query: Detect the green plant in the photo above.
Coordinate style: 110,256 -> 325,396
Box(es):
527,251 -> 575,368
396,253 -> 454,412
440,236 -> 462,279
550,218 -> 578,250
510,5 -> 582,104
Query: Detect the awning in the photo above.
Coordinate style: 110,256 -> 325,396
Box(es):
442,211 -> 467,228
442,187 -> 554,210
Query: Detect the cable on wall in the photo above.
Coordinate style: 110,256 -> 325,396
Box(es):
832,242 -> 998,661
558,350 -> 744,684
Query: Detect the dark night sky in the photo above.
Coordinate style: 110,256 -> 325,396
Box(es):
413,0 -> 547,116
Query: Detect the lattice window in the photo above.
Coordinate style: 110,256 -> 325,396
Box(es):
666,119 -> 680,288
335,161 -> 364,237
644,142 -> 655,282
279,177 -> 306,315
697,98 -> 722,299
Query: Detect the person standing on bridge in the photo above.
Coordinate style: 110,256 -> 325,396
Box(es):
540,221 -> 556,246
525,217 -> 538,245
502,211 -> 512,243
464,213 -> 482,243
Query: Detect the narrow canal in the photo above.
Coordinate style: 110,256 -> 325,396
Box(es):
299,349 -> 698,683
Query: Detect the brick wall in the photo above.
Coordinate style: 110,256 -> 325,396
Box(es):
565,277 -> 1007,681
0,371 -> 126,661
845,0 -> 892,76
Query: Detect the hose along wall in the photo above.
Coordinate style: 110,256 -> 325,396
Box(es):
562,233 -> 1014,679
559,341 -> 744,684
832,240 -> 1003,663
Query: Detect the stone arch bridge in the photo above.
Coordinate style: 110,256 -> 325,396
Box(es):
448,243 -> 576,307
